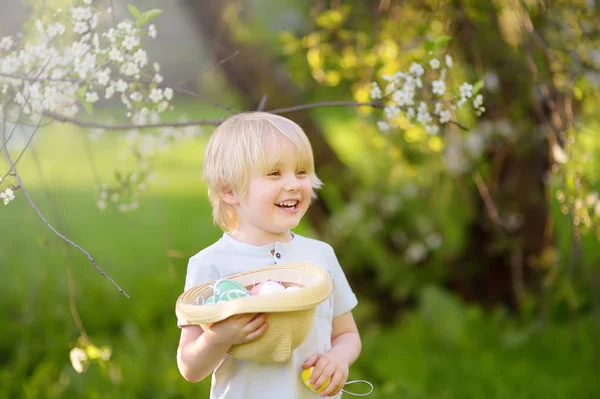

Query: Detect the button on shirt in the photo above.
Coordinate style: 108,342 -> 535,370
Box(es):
178,233 -> 358,399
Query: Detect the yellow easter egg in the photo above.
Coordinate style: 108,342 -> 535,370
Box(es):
301,367 -> 331,393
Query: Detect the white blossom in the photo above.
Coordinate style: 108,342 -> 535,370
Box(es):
459,83 -> 473,99
157,101 -> 169,113
95,68 -> 111,86
425,233 -> 442,249
416,102 -> 432,125
432,79 -> 445,95
148,24 -> 157,39
163,87 -> 173,101
117,21 -> 135,34
384,105 -> 400,120
108,47 -> 123,62
129,91 -> 143,102
122,35 -> 139,51
405,242 -> 427,264
71,7 -> 93,21
120,62 -> 139,76
370,82 -> 382,99
149,88 -> 163,103
85,91 -> 99,103
133,49 -> 148,67
425,124 -> 439,135
439,110 -> 451,124
115,79 -> 128,93
377,121 -> 391,132
104,85 -> 115,99
445,55 -> 453,68
69,347 -> 88,373
0,36 -> 14,51
409,62 -> 425,77
429,58 -> 440,69
1,188 -> 15,205
73,22 -> 89,35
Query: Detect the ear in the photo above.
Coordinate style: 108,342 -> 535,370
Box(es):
218,187 -> 239,205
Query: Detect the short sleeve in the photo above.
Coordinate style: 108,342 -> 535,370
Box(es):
176,257 -> 222,327
325,244 -> 358,317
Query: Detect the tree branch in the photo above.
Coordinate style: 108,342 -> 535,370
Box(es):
1,109 -> 130,298
45,101 -> 382,130
2,113 -> 44,180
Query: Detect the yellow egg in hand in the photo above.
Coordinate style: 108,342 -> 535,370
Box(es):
301,367 -> 331,393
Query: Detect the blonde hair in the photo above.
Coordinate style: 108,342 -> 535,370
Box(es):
202,112 -> 323,231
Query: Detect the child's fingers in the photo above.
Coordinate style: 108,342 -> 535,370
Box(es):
309,357 -> 330,384
244,320 -> 268,341
320,370 -> 344,397
302,353 -> 319,369
242,313 -> 266,332
312,363 -> 336,392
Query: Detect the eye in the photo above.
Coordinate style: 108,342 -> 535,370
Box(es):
268,170 -> 281,176
296,169 -> 307,176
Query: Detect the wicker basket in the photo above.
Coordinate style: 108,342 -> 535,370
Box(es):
176,262 -> 333,363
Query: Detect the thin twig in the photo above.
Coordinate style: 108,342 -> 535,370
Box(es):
198,50 -> 240,76
472,171 -> 502,228
257,94 -> 268,111
28,140 -> 91,343
1,110 -> 130,298
2,114 -> 44,180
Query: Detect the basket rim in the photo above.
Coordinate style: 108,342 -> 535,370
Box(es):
176,262 -> 332,324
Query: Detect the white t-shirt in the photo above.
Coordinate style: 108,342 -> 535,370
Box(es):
177,232 -> 358,399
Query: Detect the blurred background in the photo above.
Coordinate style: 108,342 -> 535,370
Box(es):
1,0 -> 599,398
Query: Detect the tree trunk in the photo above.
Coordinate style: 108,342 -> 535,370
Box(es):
449,0 -> 550,308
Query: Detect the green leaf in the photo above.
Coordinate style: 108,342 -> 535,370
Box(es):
128,4 -> 141,19
472,80 -> 484,95
434,35 -> 451,50
79,97 -> 93,114
77,85 -> 88,98
424,39 -> 435,52
139,9 -> 163,26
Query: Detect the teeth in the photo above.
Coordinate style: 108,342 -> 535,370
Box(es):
276,200 -> 298,207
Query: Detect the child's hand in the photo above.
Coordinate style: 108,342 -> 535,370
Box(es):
203,313 -> 268,347
302,351 -> 349,397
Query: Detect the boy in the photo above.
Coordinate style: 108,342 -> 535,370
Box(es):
176,112 -> 361,398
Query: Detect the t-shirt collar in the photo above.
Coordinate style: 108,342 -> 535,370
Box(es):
221,232 -> 296,253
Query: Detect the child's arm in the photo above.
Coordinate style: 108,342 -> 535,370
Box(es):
302,311 -> 361,397
177,313 -> 268,382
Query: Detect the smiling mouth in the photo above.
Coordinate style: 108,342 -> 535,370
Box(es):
275,200 -> 299,210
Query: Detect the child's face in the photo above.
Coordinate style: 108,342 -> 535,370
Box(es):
232,137 -> 313,244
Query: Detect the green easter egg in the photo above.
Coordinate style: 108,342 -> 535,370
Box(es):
213,280 -> 250,303
204,295 -> 216,305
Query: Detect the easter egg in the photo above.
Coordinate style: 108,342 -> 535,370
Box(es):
212,280 -> 250,303
301,367 -> 330,393
250,280 -> 286,296
204,295 -> 216,305
258,281 -> 286,295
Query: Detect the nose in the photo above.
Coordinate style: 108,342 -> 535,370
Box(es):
283,176 -> 301,192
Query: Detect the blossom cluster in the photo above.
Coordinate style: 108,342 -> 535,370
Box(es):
92,124 -> 203,212
370,54 -> 485,135
0,1 -> 172,207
